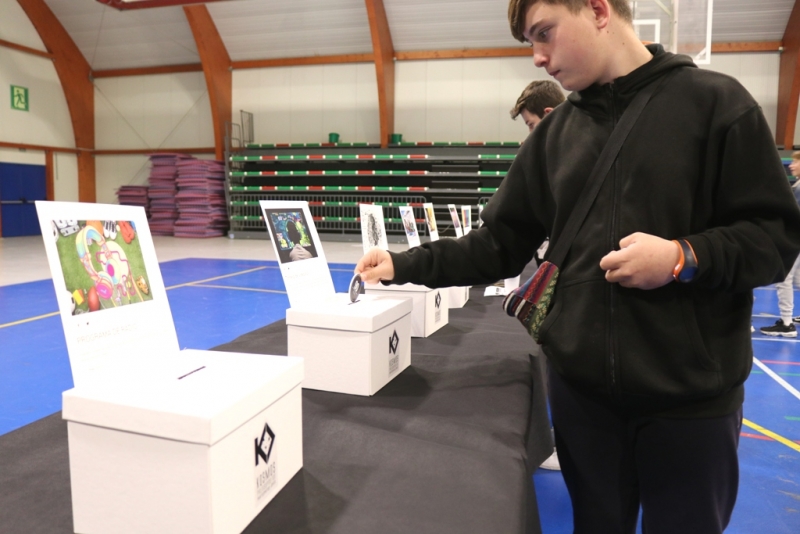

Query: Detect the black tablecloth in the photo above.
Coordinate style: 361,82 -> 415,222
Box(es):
0,284 -> 553,534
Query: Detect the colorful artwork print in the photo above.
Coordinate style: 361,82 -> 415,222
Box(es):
264,209 -> 319,263
52,220 -> 153,315
424,204 -> 437,233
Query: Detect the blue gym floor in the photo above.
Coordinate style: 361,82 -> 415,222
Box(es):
1,258 -> 799,533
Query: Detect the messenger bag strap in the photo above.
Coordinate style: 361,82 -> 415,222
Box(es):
546,71 -> 675,267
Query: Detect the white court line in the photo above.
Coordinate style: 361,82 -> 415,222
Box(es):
752,357 -> 800,403
751,337 -> 800,343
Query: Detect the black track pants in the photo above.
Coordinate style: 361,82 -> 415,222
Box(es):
548,370 -> 742,534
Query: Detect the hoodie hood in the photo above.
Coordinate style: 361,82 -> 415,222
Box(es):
567,44 -> 697,114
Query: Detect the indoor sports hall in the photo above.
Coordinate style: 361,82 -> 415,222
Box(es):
1,1 -> 799,533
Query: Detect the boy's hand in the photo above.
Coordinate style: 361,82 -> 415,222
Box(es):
599,233 -> 679,290
355,248 -> 395,284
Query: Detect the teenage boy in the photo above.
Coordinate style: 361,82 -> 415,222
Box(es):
761,151 -> 800,337
356,0 -> 800,531
511,79 -> 566,132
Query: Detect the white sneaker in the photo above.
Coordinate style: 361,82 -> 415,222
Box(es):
539,450 -> 560,471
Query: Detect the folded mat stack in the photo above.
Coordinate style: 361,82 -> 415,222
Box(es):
173,158 -> 229,238
115,185 -> 150,216
147,154 -> 187,236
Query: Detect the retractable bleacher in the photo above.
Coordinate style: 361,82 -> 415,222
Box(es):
225,141 -> 520,240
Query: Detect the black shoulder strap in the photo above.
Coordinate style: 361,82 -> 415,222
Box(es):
547,71 -> 675,267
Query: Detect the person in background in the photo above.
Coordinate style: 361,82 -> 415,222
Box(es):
510,79 -> 566,133
511,79 -> 566,471
761,151 -> 800,337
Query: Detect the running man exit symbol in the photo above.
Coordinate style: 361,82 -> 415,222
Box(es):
11,86 -> 28,111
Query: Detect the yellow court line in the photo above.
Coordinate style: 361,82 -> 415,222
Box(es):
743,418 -> 800,454
192,283 -> 286,295
0,311 -> 60,330
0,265 -> 273,329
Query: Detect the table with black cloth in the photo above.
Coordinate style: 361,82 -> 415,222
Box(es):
0,283 -> 553,534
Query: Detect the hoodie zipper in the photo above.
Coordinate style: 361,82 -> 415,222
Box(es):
607,83 -> 620,401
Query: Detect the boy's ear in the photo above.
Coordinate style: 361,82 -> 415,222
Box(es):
588,0 -> 611,30
543,107 -> 554,116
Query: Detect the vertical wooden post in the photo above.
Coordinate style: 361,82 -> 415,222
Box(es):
365,0 -> 395,148
17,0 -> 95,201
45,149 -> 54,200
183,5 -> 232,161
777,0 -> 800,149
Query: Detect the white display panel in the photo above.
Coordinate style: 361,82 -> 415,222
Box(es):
399,205 -> 421,248
447,204 -> 463,238
35,201 -> 179,387
423,202 -> 439,241
259,200 -> 335,309
359,204 -> 389,253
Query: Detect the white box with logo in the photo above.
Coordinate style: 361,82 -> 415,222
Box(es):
365,283 -> 448,338
448,286 -> 471,308
286,294 -> 412,396
62,349 -> 303,534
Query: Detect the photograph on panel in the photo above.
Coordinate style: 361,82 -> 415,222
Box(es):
263,209 -> 319,263
51,219 -> 153,314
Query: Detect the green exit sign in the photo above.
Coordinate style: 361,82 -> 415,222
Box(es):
11,85 -> 28,111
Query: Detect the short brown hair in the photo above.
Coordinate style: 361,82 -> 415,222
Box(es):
510,80 -> 566,120
793,151 -> 800,161
508,0 -> 634,43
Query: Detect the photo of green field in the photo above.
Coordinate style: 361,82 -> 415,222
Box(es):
52,220 -> 153,315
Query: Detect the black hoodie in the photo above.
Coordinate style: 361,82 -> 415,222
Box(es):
389,45 -> 800,417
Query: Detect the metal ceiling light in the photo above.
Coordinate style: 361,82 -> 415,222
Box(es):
95,0 -> 230,10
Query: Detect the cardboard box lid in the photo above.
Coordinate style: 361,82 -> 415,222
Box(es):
62,350 -> 303,446
285,293 -> 411,332
365,282 -> 436,293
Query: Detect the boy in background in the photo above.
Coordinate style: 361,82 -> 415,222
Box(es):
511,79 -> 566,133
761,151 -> 800,337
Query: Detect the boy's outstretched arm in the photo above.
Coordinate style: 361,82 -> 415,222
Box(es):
356,248 -> 395,284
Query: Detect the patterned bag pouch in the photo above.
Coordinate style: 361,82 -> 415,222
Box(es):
502,261 -> 558,344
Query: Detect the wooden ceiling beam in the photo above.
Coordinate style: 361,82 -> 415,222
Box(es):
0,37 -> 54,59
365,0 -> 395,148
93,63 -> 203,78
17,0 -> 95,202
183,4 -> 231,161
232,54 -> 374,70
777,0 -> 800,148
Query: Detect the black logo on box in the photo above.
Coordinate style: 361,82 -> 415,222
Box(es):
388,329 -> 400,375
255,423 -> 275,466
255,422 -> 277,501
435,292 -> 441,309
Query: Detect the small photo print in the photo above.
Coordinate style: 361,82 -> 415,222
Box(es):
423,204 -> 437,233
264,209 -> 319,263
399,206 -> 418,238
51,220 -> 153,315
448,205 -> 461,229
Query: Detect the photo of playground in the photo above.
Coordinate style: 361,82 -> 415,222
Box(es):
52,220 -> 153,314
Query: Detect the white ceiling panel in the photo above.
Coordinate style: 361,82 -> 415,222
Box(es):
37,0 -> 797,71
207,0 -> 373,61
711,0 -> 795,42
384,0 -> 524,51
45,0 -> 199,70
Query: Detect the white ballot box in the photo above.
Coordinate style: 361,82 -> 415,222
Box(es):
365,283 -> 448,338
286,294 -> 412,396
63,350 -> 303,534
448,286 -> 471,308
